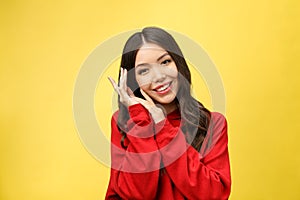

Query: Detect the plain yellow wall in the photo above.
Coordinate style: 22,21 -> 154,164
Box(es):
1,0 -> 300,199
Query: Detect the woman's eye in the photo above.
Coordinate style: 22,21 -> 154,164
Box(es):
161,59 -> 172,66
137,68 -> 149,75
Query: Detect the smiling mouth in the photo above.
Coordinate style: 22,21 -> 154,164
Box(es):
154,82 -> 172,93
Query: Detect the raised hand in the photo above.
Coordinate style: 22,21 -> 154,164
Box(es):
134,89 -> 165,124
108,68 -> 165,124
108,68 -> 139,107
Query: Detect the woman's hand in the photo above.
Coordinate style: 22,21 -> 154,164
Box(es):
134,89 -> 165,124
108,68 -> 165,124
108,68 -> 139,107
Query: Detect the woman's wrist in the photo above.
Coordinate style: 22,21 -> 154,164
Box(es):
148,106 -> 165,124
128,103 -> 165,124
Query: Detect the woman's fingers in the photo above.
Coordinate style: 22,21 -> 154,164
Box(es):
120,69 -> 129,96
132,97 -> 149,108
119,68 -> 124,88
108,76 -> 120,95
140,89 -> 154,104
127,87 -> 135,98
119,68 -> 130,100
120,68 -> 127,91
109,68 -> 153,108
124,69 -> 128,91
133,96 -> 165,123
109,67 -> 134,106
132,96 -> 154,110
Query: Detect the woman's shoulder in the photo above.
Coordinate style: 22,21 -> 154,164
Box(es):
210,112 -> 227,128
208,111 -> 228,140
210,111 -> 226,119
199,111 -> 228,158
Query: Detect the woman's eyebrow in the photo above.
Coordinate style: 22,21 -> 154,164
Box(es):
157,52 -> 169,61
135,63 -> 151,68
135,52 -> 170,68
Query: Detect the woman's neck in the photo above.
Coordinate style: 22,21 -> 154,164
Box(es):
160,100 -> 178,114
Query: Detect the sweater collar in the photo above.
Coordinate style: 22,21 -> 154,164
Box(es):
166,108 -> 181,120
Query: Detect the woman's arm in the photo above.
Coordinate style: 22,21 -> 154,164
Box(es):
155,112 -> 231,200
105,104 -> 161,200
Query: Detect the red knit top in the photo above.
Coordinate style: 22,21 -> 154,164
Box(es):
105,104 -> 231,200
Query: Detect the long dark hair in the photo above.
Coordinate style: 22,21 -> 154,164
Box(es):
117,27 -> 211,151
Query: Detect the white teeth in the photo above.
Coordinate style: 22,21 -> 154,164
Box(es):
157,83 -> 171,92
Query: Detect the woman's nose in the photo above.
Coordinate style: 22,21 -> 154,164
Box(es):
152,66 -> 166,83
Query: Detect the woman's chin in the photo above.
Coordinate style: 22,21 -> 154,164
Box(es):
152,95 -> 177,105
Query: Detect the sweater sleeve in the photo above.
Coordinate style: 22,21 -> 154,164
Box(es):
155,112 -> 231,200
105,104 -> 161,200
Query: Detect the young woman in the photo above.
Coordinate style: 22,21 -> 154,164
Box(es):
105,27 -> 231,200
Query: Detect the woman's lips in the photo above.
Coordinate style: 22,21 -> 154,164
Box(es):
153,82 -> 172,94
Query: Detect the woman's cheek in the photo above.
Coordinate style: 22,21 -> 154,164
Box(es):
136,75 -> 152,88
139,82 -> 151,91
166,65 -> 178,78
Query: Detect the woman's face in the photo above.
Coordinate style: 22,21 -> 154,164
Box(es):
135,43 -> 178,105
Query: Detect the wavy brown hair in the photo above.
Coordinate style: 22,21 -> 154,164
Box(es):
117,27 -> 211,151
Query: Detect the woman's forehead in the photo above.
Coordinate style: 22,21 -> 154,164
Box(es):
136,43 -> 169,64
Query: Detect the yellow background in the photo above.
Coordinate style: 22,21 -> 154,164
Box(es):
1,0 -> 300,199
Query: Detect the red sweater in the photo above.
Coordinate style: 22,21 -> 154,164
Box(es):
105,104 -> 231,200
